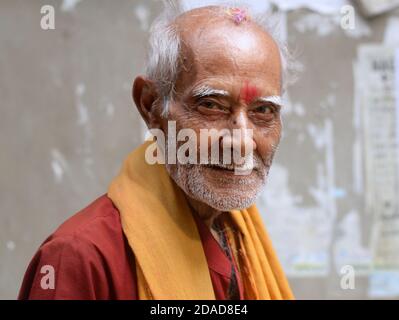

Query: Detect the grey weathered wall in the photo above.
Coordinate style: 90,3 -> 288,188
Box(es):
1,0 -> 399,299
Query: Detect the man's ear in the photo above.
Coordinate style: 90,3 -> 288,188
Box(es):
132,76 -> 161,128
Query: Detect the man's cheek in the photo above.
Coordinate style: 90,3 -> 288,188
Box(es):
264,124 -> 282,146
256,136 -> 280,161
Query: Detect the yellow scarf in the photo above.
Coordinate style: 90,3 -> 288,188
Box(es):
108,141 -> 294,300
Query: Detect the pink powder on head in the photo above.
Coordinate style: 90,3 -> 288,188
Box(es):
226,7 -> 249,25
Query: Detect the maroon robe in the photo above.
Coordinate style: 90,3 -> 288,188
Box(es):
18,195 -> 244,300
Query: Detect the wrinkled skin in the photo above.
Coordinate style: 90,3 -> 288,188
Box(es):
133,6 -> 282,232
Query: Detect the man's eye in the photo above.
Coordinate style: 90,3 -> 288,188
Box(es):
255,105 -> 274,114
201,101 -> 219,109
197,100 -> 228,113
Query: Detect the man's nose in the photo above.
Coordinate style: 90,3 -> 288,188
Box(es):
220,111 -> 256,156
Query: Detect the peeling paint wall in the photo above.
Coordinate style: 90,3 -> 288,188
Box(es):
0,0 -> 151,299
260,6 -> 399,299
1,0 -> 399,299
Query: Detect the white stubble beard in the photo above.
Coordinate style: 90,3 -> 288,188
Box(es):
162,141 -> 276,211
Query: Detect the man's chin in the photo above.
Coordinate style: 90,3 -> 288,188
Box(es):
166,163 -> 266,212
203,194 -> 258,211
194,176 -> 263,211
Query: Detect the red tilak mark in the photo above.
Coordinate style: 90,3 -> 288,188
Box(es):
240,81 -> 259,104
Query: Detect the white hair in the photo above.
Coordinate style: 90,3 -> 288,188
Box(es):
145,0 -> 300,117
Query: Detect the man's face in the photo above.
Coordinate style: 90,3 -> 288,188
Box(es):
160,18 -> 282,211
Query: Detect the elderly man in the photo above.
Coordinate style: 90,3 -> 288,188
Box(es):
19,4 -> 294,300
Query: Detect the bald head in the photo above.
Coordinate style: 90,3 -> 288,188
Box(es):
173,6 -> 283,98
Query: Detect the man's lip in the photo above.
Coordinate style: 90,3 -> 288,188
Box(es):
203,164 -> 235,172
203,164 -> 257,173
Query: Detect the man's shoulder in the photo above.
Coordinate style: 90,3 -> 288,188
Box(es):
19,195 -> 137,300
47,194 -> 123,247
36,193 -> 132,278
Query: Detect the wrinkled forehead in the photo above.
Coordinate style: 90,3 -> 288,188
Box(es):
175,13 -> 282,95
190,26 -> 280,75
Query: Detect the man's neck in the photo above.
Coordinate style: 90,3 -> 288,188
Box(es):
186,196 -> 222,230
